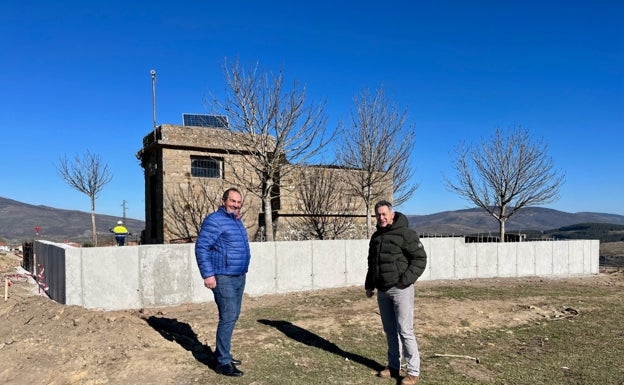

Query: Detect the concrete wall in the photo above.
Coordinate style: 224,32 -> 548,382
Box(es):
32,238 -> 599,311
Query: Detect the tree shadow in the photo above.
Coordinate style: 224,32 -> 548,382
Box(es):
258,319 -> 384,372
145,316 -> 215,368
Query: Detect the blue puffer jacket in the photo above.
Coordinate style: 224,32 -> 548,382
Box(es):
195,206 -> 251,278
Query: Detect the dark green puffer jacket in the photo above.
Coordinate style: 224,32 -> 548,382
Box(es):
365,212 -> 427,291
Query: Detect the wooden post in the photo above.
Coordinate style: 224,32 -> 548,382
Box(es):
4,278 -> 8,301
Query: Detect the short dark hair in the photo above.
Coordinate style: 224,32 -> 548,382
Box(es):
222,187 -> 242,201
374,200 -> 393,212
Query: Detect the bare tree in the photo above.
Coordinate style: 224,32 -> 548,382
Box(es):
163,179 -> 225,242
211,58 -> 335,241
336,86 -> 418,236
57,151 -> 113,246
446,127 -> 565,242
290,167 -> 359,240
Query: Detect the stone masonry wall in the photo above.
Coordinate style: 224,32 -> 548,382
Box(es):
142,124 -> 391,243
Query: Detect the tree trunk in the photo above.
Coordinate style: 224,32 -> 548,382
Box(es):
263,196 -> 274,242
365,205 -> 372,238
498,204 -> 507,243
90,197 -> 98,246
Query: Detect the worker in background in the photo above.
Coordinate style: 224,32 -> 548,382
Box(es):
110,220 -> 130,246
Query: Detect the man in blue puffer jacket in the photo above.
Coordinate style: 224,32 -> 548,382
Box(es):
195,187 -> 251,377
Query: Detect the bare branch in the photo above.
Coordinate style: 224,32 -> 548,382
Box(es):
336,86 -> 419,236
446,127 -> 565,242
164,179 -> 226,242
289,167 -> 360,240
57,151 -> 113,246
208,58 -> 336,241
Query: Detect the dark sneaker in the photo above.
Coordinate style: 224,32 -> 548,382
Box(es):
377,366 -> 400,378
216,363 -> 244,377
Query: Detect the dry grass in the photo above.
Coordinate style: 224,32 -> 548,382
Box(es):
601,241 -> 624,256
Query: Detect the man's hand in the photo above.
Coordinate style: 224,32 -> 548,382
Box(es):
366,289 -> 374,298
204,276 -> 216,289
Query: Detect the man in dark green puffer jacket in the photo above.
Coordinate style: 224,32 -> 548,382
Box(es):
365,200 -> 427,385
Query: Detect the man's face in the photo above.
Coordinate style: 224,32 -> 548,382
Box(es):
223,191 -> 243,215
375,205 -> 394,228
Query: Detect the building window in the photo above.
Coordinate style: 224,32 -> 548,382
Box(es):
191,156 -> 223,178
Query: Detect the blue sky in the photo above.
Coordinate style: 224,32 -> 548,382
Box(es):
1,1 -> 623,221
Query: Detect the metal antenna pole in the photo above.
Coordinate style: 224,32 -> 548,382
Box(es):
151,69 -> 157,141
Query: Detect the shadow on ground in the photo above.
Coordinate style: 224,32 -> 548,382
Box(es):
145,316 -> 215,367
258,319 -> 384,372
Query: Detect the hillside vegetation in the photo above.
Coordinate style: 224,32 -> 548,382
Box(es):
544,223 -> 624,242
511,223 -> 624,243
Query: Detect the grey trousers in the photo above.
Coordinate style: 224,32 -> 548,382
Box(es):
377,284 -> 421,376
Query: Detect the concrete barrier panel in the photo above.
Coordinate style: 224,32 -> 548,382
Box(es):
81,246 -> 140,310
187,244 -> 215,304
428,238 -> 455,280
552,242 -> 570,276
589,240 -> 599,274
64,247 -> 83,306
455,241 -> 478,279
534,242 -> 553,276
567,240 -> 585,276
517,243 -> 536,277
247,242 -> 277,296
34,238 -> 600,311
275,241 -> 312,292
345,240 -> 367,286
476,244 -> 498,278
582,241 -> 592,275
498,242 -> 518,277
140,244 -> 194,308
311,240 -> 347,289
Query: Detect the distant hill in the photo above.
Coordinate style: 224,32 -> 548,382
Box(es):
407,207 -> 624,236
2,196 -> 623,245
0,196 -> 145,245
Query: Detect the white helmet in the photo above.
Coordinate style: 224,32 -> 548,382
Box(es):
117,220 -> 123,225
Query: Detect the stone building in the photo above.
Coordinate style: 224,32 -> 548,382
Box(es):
136,117 -> 391,244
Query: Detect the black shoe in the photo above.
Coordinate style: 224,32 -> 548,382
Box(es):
231,358 -> 242,365
216,363 -> 244,377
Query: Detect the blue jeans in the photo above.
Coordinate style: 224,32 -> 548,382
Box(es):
377,285 -> 421,376
212,274 -> 246,366
115,235 -> 125,246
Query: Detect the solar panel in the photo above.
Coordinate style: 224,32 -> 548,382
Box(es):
182,114 -> 229,128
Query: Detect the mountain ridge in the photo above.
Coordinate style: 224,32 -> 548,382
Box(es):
0,196 -> 144,244
406,207 -> 624,235
2,196 -> 624,244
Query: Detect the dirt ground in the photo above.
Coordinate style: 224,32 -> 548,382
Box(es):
1,251 -> 623,385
